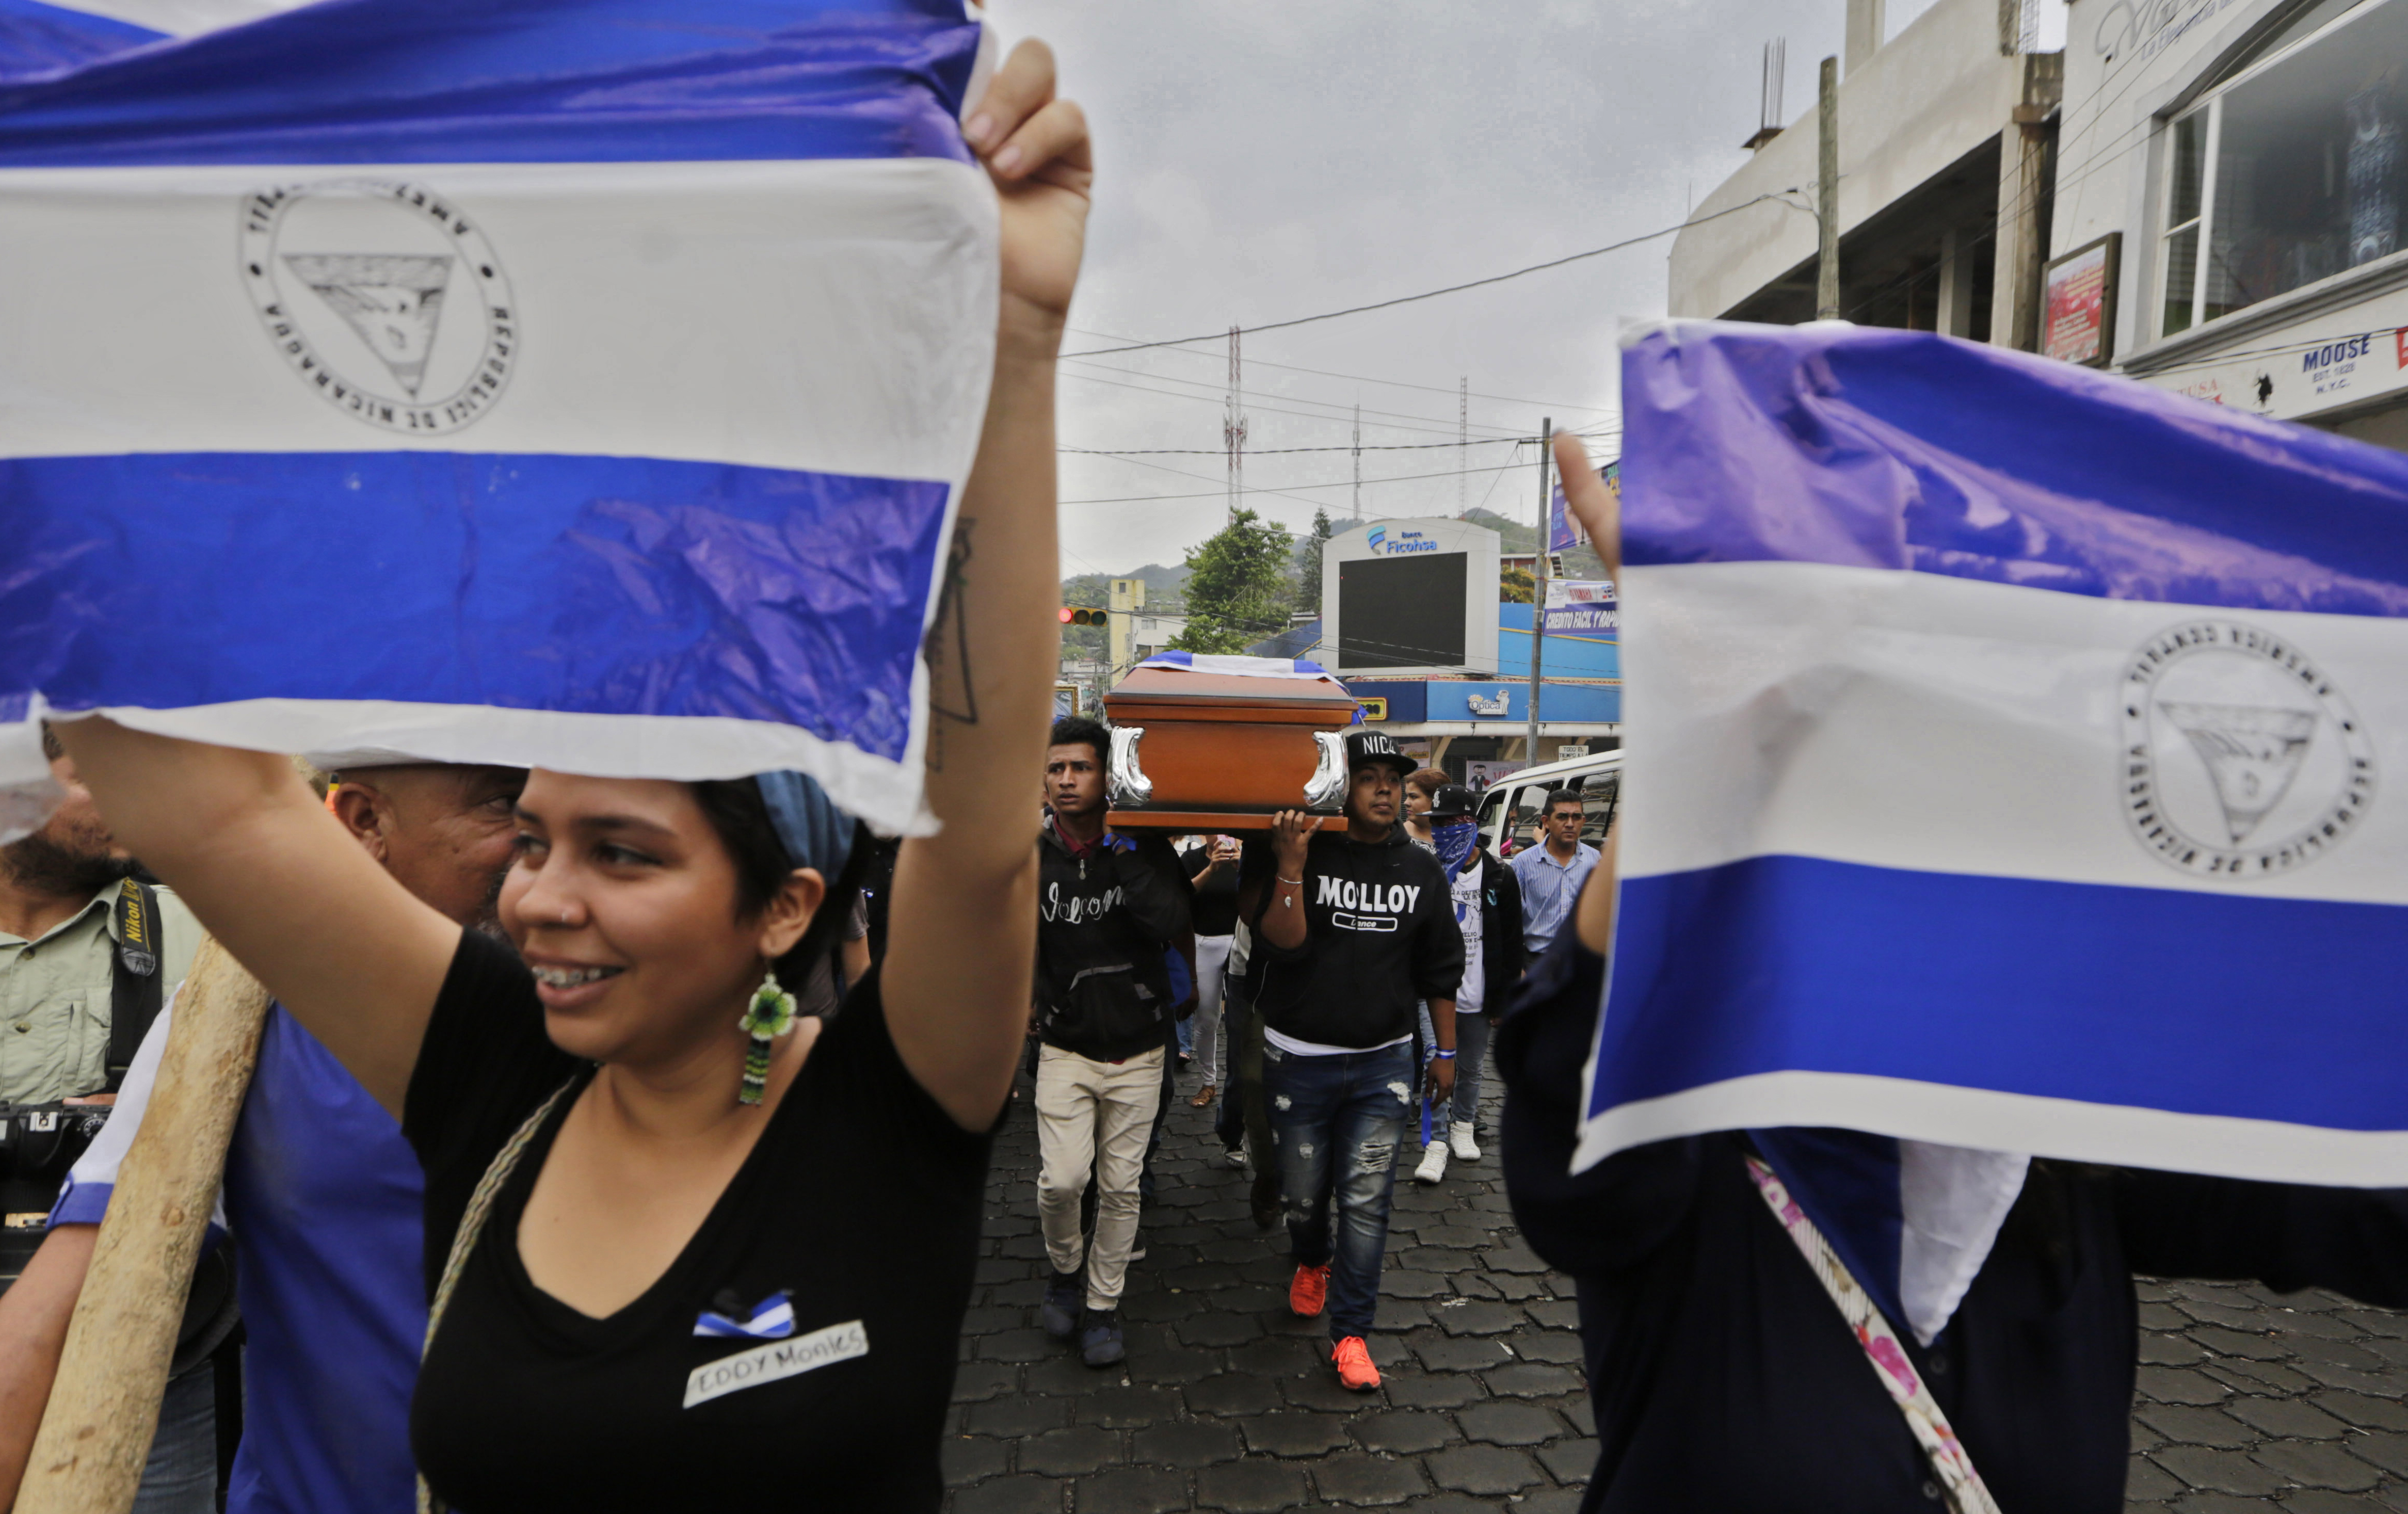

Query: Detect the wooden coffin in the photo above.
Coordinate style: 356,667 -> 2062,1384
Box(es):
1099,667 -> 1359,831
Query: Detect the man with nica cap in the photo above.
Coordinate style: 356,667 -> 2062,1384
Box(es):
1244,729 -> 1464,1392
1412,784 -> 1524,1186
0,755 -> 523,1514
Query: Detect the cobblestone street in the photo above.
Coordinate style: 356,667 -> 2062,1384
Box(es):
944,1056 -> 2408,1512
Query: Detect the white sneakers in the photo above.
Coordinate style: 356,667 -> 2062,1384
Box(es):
1417,1123 -> 1481,1184
1413,1140 -> 1449,1184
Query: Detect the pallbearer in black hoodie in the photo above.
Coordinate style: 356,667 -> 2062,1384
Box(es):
1242,730 -> 1464,1392
1032,717 -> 1190,1370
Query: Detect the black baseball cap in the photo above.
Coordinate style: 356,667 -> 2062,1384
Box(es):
1345,729 -> 1416,777
1428,784 -> 1478,819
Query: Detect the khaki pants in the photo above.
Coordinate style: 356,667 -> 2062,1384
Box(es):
1036,1043 -> 1165,1310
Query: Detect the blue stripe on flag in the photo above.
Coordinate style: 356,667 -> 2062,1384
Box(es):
1620,323 -> 2408,617
0,0 -> 162,80
3,452 -> 948,758
1593,853 -> 2408,1132
0,0 -> 981,168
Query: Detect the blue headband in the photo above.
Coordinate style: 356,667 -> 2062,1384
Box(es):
753,770 -> 857,879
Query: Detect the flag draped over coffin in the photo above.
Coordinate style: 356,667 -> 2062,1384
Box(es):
1584,320 -> 2408,1185
0,0 -> 997,839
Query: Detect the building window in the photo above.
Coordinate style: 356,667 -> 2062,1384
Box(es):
2156,0 -> 2407,339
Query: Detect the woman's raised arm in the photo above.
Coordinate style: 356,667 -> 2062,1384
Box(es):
884,38 -> 1090,1130
47,721 -> 458,1116
1553,431 -> 1625,957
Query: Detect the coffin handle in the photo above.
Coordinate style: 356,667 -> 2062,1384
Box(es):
1302,730 -> 1349,811
1107,725 -> 1154,808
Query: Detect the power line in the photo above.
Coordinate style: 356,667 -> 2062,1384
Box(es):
1063,356 -> 1536,439
1059,458 -> 1535,508
1059,438 -> 1524,456
1059,364 -> 1524,442
1060,192 -> 1806,359
1066,326 -> 1622,417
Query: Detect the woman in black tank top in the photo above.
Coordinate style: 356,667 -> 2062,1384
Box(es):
53,39 -> 1094,1512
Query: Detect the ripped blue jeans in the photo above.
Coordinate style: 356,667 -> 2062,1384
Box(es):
1262,1038 -> 1414,1339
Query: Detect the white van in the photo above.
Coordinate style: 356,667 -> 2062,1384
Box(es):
1473,747 -> 1622,861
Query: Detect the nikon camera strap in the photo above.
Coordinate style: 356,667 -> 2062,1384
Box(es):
107,879 -> 165,1091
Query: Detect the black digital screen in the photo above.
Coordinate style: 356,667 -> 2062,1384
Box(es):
1339,553 -> 1467,668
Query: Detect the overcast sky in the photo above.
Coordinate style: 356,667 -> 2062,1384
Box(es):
1006,0 -> 1929,580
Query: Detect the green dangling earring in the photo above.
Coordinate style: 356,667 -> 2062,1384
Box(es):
736,968 -> 799,1106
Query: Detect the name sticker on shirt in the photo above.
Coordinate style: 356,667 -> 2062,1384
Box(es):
683,1318 -> 870,1408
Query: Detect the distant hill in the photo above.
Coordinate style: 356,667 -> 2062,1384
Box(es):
1062,562 -> 1190,610
1462,507 -> 1535,553
1458,508 -> 1607,582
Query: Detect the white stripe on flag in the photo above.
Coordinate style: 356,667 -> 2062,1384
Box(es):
1621,560 -> 2408,904
13,694 -> 944,839
1570,1066 -> 2408,1188
0,158 -> 998,483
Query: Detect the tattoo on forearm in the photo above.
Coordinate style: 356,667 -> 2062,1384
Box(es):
924,524 -> 979,770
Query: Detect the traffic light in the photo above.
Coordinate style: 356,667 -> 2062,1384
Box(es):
1057,607 -> 1106,626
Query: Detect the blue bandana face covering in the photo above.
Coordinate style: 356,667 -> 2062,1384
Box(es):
1434,819 -> 1479,875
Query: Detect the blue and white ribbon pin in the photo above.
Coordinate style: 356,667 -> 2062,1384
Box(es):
695,1290 -> 796,1340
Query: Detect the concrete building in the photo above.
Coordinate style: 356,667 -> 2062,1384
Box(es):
1668,0 -> 2065,347
1104,577 -> 1185,677
2049,0 -> 2408,444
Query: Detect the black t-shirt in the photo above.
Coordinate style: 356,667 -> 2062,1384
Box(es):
1241,826 -> 1463,1049
1497,938 -> 2408,1513
1181,841 -> 1240,937
402,931 -> 992,1513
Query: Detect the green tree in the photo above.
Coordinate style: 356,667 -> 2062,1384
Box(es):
1171,508 -> 1294,655
1290,509 -> 1335,617
1500,566 -> 1535,604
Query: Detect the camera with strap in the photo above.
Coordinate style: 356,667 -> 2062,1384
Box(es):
0,880 -> 239,1367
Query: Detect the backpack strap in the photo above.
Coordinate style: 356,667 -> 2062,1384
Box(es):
416,1075 -> 579,1514
1743,1153 -> 2003,1514
105,881 -> 165,1091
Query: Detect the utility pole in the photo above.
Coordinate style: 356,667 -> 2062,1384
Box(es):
1348,404 -> 1368,522
1457,378 -> 1468,516
1526,418 -> 1551,767
1223,325 -> 1247,526
1817,55 -> 1840,320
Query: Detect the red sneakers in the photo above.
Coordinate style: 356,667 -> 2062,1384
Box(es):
1332,1335 -> 1381,1391
1288,1263 -> 1331,1318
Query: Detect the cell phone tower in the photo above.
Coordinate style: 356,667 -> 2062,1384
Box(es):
1223,325 -> 1247,527
1352,402 -> 1362,521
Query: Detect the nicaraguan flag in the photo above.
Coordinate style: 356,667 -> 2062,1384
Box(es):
0,3 -> 325,80
1582,321 -> 2408,1185
0,0 -> 998,838
1133,651 -> 1345,684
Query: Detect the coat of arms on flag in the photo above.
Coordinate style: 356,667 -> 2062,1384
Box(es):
1585,319 -> 2408,1186
0,0 -> 1000,840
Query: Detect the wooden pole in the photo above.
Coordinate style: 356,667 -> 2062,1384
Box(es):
18,938 -> 267,1514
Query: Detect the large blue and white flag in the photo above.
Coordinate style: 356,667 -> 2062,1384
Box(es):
0,0 -> 998,838
1583,321 -> 2408,1185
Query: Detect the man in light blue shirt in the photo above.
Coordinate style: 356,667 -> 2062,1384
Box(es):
1511,789 -> 1600,958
